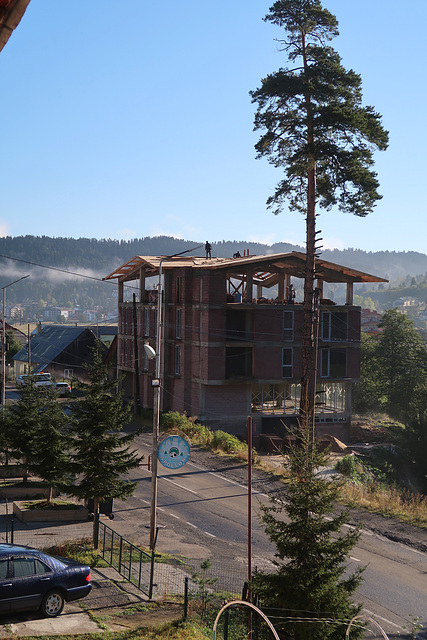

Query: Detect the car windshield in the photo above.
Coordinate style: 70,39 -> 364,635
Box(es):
36,374 -> 51,382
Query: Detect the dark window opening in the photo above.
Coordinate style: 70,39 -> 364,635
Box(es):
226,346 -> 253,379
176,308 -> 182,339
321,348 -> 347,378
226,310 -> 253,341
321,311 -> 348,341
283,311 -> 294,341
176,277 -> 182,304
282,347 -> 293,377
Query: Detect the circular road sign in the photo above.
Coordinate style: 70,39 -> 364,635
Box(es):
158,435 -> 191,469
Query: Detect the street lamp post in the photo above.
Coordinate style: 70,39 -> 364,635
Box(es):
145,246 -> 203,551
148,258 -> 164,551
1,275 -> 30,406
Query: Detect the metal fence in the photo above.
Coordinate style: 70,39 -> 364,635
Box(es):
97,520 -> 249,602
98,521 -> 154,597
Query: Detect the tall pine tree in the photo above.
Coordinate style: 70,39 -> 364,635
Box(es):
251,0 -> 388,426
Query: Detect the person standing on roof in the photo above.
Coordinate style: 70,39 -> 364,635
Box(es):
205,241 -> 212,259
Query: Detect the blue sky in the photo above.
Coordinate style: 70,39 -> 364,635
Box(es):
0,0 -> 425,253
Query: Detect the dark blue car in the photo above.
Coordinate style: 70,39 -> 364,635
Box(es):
0,544 -> 92,617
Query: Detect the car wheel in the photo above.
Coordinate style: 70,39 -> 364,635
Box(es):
40,590 -> 65,617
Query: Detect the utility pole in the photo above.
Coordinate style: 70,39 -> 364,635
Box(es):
1,275 -> 30,405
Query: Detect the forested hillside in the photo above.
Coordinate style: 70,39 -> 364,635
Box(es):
0,235 -> 426,310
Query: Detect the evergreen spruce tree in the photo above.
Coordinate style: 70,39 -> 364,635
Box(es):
68,347 -> 142,517
10,380 -> 71,498
251,0 -> 388,423
0,407 -> 12,465
30,389 -> 72,504
252,426 -> 363,640
9,378 -> 47,482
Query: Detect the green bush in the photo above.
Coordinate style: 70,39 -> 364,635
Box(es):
160,412 -> 248,458
211,430 -> 246,454
334,454 -> 366,482
160,412 -> 213,446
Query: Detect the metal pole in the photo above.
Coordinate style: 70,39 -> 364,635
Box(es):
248,416 -> 253,639
183,577 -> 189,621
312,287 -> 321,443
147,247 -> 202,552
248,416 -> 252,595
148,548 -> 156,600
149,260 -> 163,551
1,275 -> 30,405
2,286 -> 6,406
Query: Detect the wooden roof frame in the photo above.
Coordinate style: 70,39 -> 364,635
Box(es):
104,251 -> 387,287
0,0 -> 31,53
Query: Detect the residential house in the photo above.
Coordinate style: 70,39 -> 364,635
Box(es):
13,325 -> 105,382
105,252 -> 386,441
360,309 -> 382,335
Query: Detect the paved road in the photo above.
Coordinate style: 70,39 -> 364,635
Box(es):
114,433 -> 427,639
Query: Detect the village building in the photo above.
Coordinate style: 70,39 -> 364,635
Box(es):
13,325 -> 106,382
105,251 -> 386,441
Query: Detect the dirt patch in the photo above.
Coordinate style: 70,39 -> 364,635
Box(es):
104,604 -> 183,631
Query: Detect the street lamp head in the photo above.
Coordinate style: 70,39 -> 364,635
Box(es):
144,343 -> 156,360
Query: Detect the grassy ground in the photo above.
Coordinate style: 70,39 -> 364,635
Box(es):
16,622 -> 208,640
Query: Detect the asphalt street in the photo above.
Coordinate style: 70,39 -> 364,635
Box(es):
118,433 -> 427,640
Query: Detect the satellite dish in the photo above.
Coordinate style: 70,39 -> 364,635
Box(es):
144,343 -> 156,360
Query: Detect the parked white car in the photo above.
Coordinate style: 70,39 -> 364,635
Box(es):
15,374 -> 28,387
34,373 -> 53,389
15,373 -> 53,389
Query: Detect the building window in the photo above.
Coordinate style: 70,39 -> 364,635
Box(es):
144,308 -> 150,337
321,348 -> 347,378
64,369 -> 73,378
282,347 -> 293,378
176,308 -> 182,339
175,344 -> 181,375
321,311 -> 348,341
225,346 -> 252,379
176,276 -> 182,304
283,310 -> 294,341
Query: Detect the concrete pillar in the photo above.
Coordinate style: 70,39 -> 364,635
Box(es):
284,274 -> 290,300
139,268 -> 145,302
246,271 -> 253,302
278,274 -> 285,302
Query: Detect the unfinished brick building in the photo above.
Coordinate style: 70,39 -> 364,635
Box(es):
105,251 -> 386,441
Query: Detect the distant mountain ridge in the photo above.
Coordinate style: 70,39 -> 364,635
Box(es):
1,235 -> 426,279
0,235 -> 426,309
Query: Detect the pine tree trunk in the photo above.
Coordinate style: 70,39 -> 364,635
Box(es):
299,31 -> 317,436
300,164 -> 316,432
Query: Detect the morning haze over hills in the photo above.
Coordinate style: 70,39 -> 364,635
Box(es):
1,235 -> 427,316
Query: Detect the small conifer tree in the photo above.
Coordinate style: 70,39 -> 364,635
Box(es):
30,389 -> 72,504
10,379 -> 71,499
252,424 -> 363,640
68,347 -> 142,518
9,377 -> 48,482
